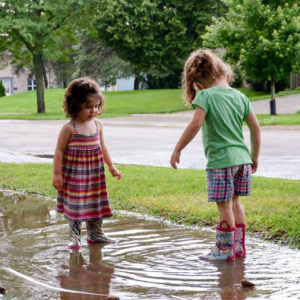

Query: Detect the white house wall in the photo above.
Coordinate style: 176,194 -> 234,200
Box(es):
116,77 -> 135,91
0,63 -> 29,95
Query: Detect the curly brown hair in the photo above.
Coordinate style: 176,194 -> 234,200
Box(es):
63,77 -> 105,118
182,49 -> 232,104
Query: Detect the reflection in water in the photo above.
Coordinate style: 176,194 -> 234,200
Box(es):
58,245 -> 114,300
1,190 -> 300,300
214,259 -> 252,300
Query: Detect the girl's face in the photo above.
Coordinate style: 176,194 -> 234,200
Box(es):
78,95 -> 101,122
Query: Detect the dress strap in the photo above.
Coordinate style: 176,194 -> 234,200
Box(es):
94,119 -> 99,133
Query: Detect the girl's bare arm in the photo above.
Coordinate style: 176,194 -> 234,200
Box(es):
245,112 -> 261,173
53,123 -> 73,190
170,106 -> 206,169
98,120 -> 122,180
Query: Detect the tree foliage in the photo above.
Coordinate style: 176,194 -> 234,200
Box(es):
204,0 -> 300,108
73,30 -> 134,88
94,0 -> 226,88
0,0 -> 87,113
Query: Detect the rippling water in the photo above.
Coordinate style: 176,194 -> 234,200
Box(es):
1,190 -> 300,300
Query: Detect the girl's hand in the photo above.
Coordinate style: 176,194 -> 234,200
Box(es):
53,174 -> 64,191
251,158 -> 258,173
170,150 -> 181,169
109,165 -> 122,180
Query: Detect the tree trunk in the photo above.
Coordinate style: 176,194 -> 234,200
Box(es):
270,75 -> 276,115
42,60 -> 48,88
134,72 -> 140,90
33,51 -> 46,113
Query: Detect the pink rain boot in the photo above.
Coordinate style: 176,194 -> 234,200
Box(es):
235,223 -> 246,257
200,221 -> 236,261
68,220 -> 82,249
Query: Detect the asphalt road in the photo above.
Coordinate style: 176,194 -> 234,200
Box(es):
0,109 -> 300,179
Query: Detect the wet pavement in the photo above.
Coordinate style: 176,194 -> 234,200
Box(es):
0,115 -> 300,179
1,190 -> 300,300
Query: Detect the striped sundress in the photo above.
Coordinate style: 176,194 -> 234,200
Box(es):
57,119 -> 113,221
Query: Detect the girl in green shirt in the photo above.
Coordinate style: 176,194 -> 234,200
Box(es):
170,49 -> 261,261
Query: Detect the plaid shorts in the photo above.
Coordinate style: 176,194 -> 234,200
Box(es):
206,164 -> 252,202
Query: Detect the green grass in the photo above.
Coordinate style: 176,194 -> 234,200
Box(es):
239,87 -> 300,102
1,162 -> 300,248
0,89 -> 187,119
257,112 -> 300,126
1,87 -> 300,120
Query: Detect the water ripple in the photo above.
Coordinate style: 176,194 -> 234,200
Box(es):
1,191 -> 300,299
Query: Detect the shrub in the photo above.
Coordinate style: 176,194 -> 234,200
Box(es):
247,78 -> 289,93
0,80 -> 6,97
231,65 -> 243,88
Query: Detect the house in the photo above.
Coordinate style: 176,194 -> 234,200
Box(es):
1,51 -> 136,95
0,53 -> 58,95
0,53 -> 31,95
100,77 -> 135,92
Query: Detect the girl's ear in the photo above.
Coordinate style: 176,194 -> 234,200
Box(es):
226,75 -> 231,83
196,82 -> 206,90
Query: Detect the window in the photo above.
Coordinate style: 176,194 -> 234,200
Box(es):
2,79 -> 12,95
27,79 -> 36,91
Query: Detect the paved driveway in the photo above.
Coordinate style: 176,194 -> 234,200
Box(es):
0,110 -> 300,179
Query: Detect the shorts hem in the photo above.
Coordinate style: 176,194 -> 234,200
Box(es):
207,197 -> 232,203
234,192 -> 251,196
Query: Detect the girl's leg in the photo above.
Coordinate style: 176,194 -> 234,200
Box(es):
232,194 -> 246,257
200,200 -> 236,261
232,164 -> 251,257
216,200 -> 235,229
201,168 -> 237,261
69,220 -> 82,249
232,194 -> 246,224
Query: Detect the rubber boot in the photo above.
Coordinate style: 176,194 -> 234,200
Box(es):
68,220 -> 82,249
200,221 -> 235,261
86,218 -> 113,244
235,223 -> 246,257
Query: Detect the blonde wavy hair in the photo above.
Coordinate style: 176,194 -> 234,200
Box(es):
63,77 -> 105,118
182,49 -> 232,104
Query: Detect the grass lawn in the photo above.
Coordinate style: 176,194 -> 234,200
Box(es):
257,112 -> 300,126
1,162 -> 300,248
0,89 -> 186,119
1,88 -> 300,124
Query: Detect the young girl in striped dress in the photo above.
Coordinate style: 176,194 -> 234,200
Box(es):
53,77 -> 122,249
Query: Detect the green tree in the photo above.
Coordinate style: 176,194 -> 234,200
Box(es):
204,0 -> 300,114
0,0 -> 85,113
0,80 -> 6,97
94,0 -> 226,89
73,30 -> 134,89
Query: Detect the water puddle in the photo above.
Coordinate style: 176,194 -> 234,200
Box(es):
1,191 -> 300,300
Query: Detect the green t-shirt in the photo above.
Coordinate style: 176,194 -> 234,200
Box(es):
192,86 -> 253,169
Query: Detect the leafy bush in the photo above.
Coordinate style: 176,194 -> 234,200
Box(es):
231,65 -> 243,88
142,72 -> 181,89
247,78 -> 289,93
0,80 -> 6,97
